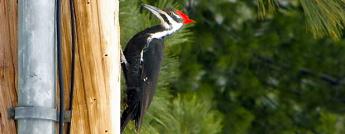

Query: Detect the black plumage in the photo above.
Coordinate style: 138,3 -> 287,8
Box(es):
120,4 -> 193,133
121,25 -> 166,132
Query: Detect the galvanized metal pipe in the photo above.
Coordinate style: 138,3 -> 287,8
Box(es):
18,0 -> 56,134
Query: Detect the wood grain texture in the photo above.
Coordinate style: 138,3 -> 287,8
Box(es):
0,0 -> 120,133
61,0 -> 120,133
0,0 -> 18,134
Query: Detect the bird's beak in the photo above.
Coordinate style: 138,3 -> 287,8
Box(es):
142,4 -> 165,23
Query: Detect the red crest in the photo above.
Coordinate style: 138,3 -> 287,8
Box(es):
176,10 -> 194,24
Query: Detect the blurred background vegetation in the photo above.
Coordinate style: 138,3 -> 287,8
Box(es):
120,0 -> 345,133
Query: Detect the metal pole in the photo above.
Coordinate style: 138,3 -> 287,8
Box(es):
17,0 -> 56,134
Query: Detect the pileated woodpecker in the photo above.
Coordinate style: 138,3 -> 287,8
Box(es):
120,4 -> 194,132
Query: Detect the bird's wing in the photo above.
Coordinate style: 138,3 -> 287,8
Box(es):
137,38 -> 164,128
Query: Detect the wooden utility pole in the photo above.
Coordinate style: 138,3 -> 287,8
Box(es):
0,0 -> 121,133
0,0 -> 18,134
61,0 -> 121,133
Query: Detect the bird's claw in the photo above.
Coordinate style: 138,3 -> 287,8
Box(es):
120,49 -> 128,65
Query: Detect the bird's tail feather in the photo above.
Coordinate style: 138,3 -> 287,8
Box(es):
134,102 -> 144,132
120,102 -> 143,133
121,107 -> 134,133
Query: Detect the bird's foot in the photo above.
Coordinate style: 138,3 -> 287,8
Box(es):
120,49 -> 128,65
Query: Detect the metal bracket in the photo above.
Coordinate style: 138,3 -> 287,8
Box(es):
61,110 -> 72,122
8,106 -> 71,122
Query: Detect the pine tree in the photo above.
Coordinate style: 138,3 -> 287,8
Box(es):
257,0 -> 345,39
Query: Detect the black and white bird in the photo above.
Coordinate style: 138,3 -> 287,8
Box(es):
120,4 -> 194,133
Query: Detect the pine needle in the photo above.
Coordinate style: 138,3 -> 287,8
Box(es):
257,0 -> 345,39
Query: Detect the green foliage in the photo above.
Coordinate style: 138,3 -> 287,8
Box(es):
257,0 -> 345,39
257,0 -> 278,18
121,0 -> 345,133
300,0 -> 345,39
169,92 -> 223,134
176,0 -> 345,133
